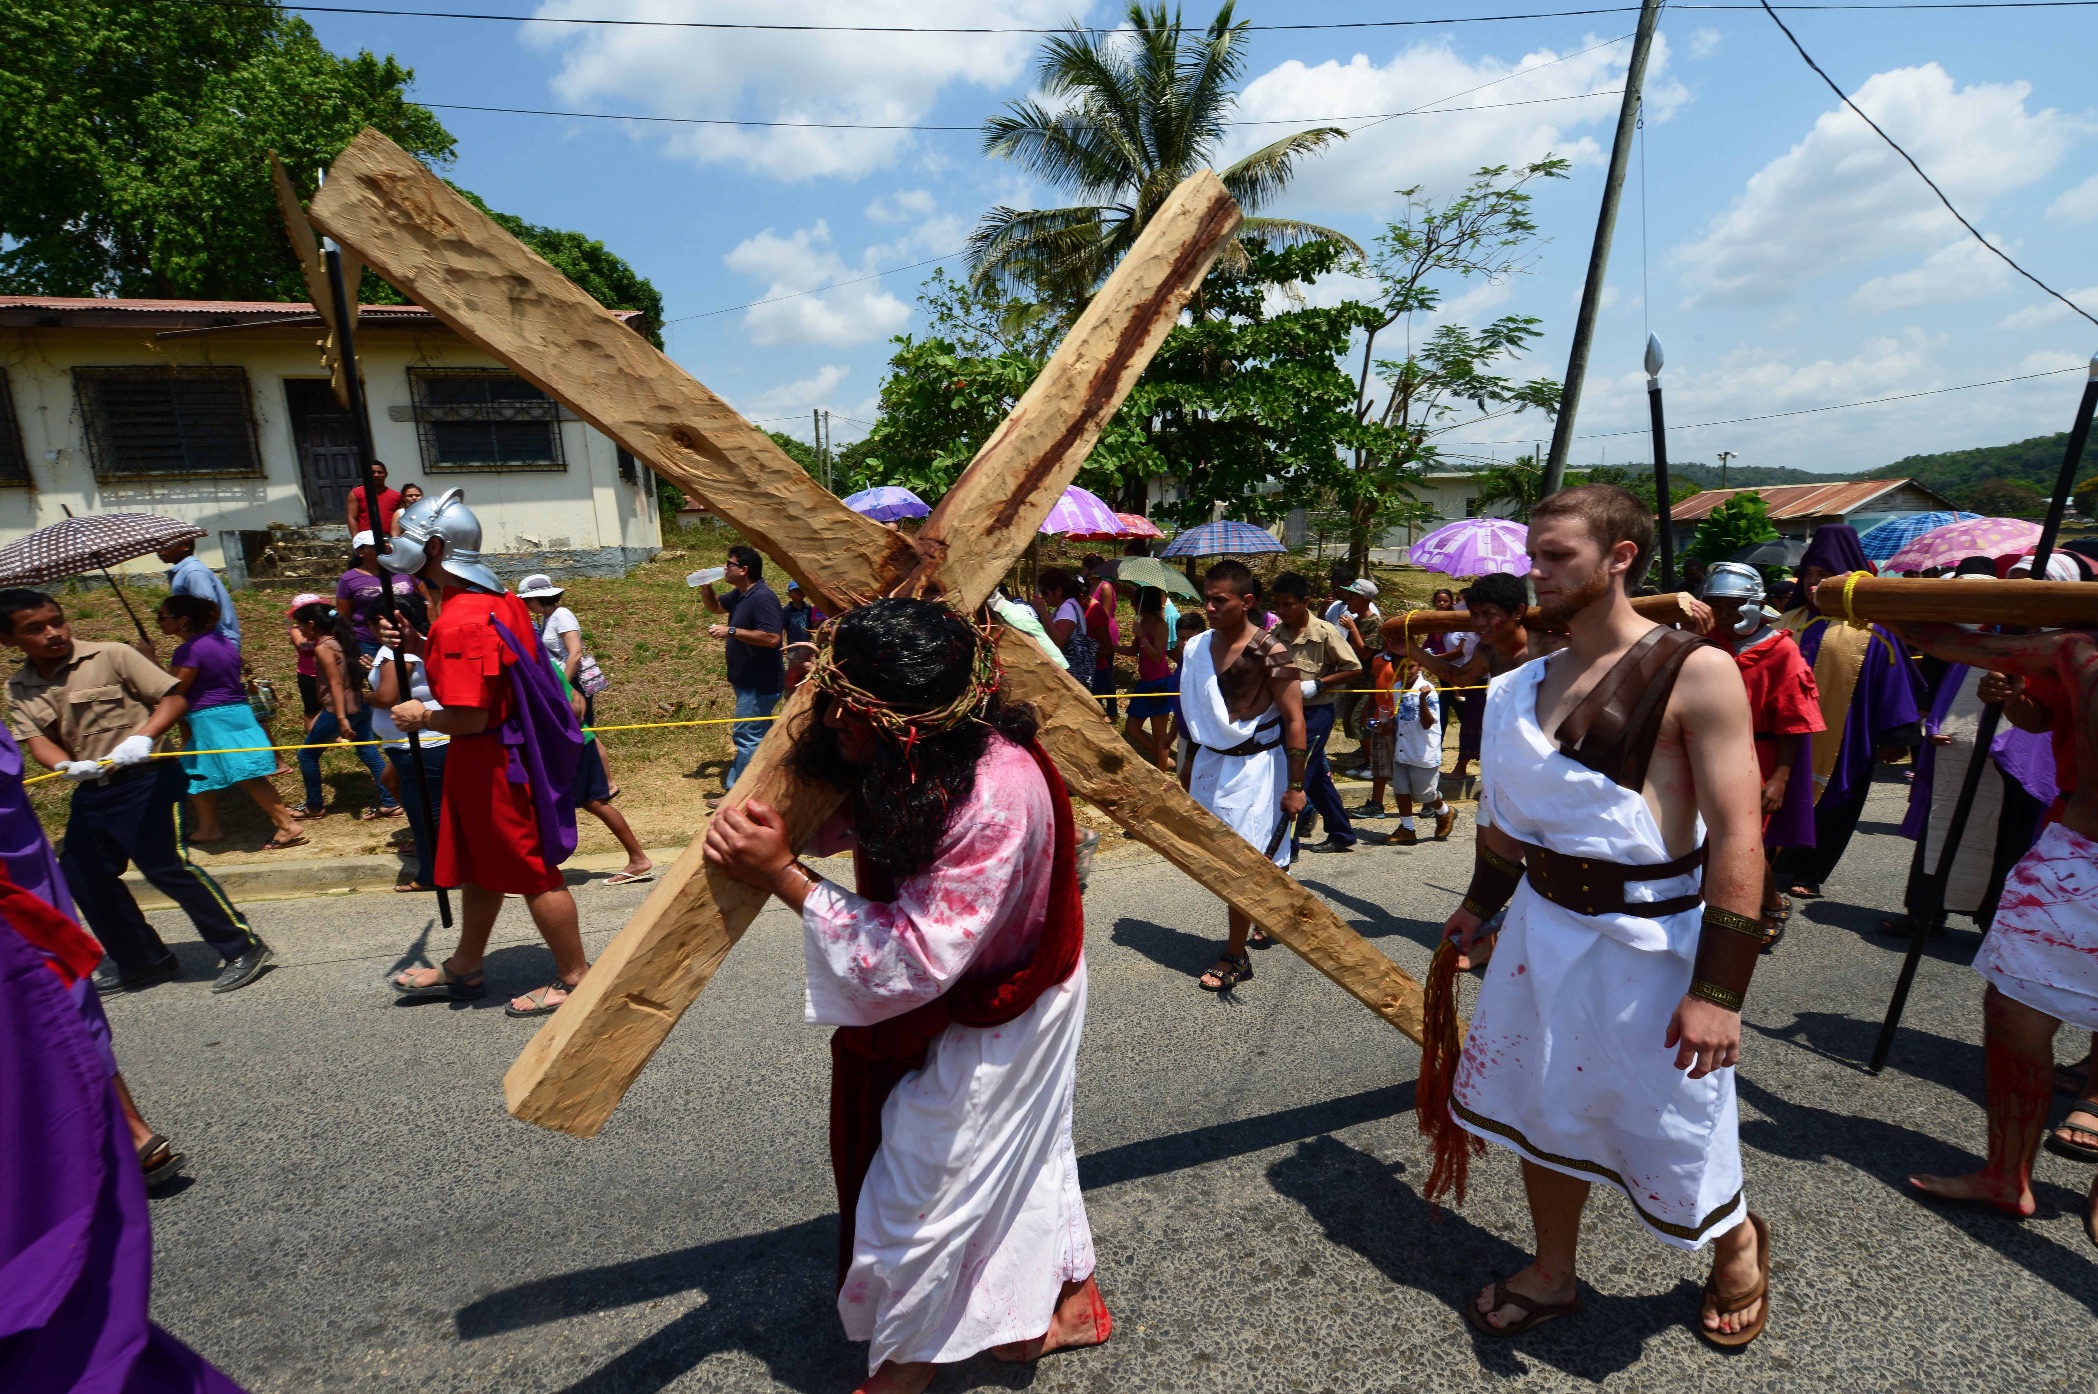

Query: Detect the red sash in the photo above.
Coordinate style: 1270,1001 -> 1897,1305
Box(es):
827,739 -> 1085,1286
0,859 -> 100,986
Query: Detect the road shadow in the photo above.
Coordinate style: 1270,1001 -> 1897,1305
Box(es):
1267,1134 -> 1691,1381
1799,895 -> 1983,964
1108,915 -> 1226,978
1751,1009 -> 1983,1101
459,1085 -> 1417,1391
1736,1075 -> 2098,1315
1294,875 -> 1446,953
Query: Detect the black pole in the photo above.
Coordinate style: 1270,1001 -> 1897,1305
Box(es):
324,245 -> 452,929
1540,0 -> 1666,499
1645,334 -> 1675,591
1869,353 -> 2098,1072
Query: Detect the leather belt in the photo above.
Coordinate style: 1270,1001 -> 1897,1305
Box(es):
1199,719 -> 1281,759
1520,841 -> 1706,918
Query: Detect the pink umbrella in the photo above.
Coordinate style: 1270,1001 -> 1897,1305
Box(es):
1885,517 -> 2042,573
1408,517 -> 1530,577
1066,511 -> 1165,542
1038,484 -> 1121,535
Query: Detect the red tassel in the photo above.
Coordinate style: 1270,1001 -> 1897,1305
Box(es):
1416,938 -> 1483,1209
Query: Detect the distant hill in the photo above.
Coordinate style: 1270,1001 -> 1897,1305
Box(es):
1665,461 -> 1832,490
1867,434 -> 2074,512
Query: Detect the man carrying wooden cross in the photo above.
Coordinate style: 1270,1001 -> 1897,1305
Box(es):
703,599 -> 1104,1394
1896,618 -> 2098,1247
1421,486 -> 1775,1346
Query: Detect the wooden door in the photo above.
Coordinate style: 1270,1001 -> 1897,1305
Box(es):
283,379 -> 361,526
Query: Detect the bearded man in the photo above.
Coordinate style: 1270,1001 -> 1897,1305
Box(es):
1420,485 -> 1773,1347
704,599 -> 1104,1394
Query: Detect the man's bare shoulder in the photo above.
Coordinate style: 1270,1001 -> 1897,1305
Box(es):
1669,642 -> 1752,728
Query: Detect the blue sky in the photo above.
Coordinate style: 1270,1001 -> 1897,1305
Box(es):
299,1 -> 2098,478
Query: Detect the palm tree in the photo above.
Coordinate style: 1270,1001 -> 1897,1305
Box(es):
969,2 -> 1358,308
1472,454 -> 1544,522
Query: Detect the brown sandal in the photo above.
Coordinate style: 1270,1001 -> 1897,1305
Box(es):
1464,1279 -> 1582,1337
1697,1212 -> 1771,1348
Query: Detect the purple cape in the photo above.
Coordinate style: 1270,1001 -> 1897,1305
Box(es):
1766,733 -> 1818,849
1799,523 -> 1872,584
0,726 -> 71,918
488,617 -> 583,868
1798,618 -> 1923,805
0,915 -> 244,1392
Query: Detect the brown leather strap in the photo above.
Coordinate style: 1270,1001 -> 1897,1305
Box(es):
1522,841 -> 1705,918
1556,626 -> 1710,792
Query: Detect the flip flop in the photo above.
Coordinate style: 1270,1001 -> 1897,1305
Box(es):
2047,1106 -> 2098,1163
1465,1279 -> 1582,1338
505,980 -> 576,1018
1697,1212 -> 1771,1349
260,833 -> 309,852
138,1133 -> 186,1186
603,869 -> 655,886
391,960 -> 485,1001
393,881 -> 436,894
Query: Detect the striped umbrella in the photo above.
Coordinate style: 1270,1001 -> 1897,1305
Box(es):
1158,518 -> 1287,557
1037,485 -> 1122,535
1407,517 -> 1530,577
1856,511 -> 1981,562
1885,516 -> 2043,573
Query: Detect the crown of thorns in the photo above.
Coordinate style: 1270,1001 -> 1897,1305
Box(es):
804,610 -> 1004,745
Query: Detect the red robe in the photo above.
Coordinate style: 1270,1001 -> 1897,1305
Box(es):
1736,629 -> 1824,846
424,586 -> 565,896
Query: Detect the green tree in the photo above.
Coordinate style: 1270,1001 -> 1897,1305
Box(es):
1960,476 -> 2046,518
1,0 -> 662,343
2073,474 -> 2098,519
1341,160 -> 1569,570
1581,463 -> 1701,515
1689,492 -> 1780,565
1472,455 -> 1545,522
969,2 -> 1355,310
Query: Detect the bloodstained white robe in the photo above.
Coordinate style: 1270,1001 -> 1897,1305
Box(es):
1452,659 -> 1748,1251
1975,822 -> 2098,1029
802,735 -> 1093,1372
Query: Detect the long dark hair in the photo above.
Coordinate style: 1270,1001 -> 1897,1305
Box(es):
788,598 -> 1036,878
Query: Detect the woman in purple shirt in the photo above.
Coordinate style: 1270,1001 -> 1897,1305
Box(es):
157,595 -> 307,850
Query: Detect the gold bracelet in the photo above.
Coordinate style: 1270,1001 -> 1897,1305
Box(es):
1702,906 -> 1763,939
1688,978 -> 1744,1011
1481,845 -> 1525,879
1461,896 -> 1498,920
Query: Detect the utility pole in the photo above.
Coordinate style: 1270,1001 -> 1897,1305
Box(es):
1539,0 -> 1667,500
823,408 -> 834,492
1716,449 -> 1736,489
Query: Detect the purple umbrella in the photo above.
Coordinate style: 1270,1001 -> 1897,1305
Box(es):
1408,517 -> 1530,577
1038,484 -> 1121,536
842,485 -> 930,523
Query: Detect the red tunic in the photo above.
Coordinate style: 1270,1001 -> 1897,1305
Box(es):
424,585 -> 564,896
1737,630 -> 1824,836
2022,670 -> 2080,822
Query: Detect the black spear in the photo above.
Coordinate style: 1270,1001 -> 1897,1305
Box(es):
1644,334 -> 1676,591
322,241 -> 452,929
1870,349 -> 2098,1073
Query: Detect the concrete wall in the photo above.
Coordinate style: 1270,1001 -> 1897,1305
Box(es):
0,321 -> 660,580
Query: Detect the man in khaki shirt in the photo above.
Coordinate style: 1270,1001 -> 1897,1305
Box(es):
1,588 -> 270,994
1271,571 -> 1362,854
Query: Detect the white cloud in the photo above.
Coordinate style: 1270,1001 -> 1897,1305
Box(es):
1848,236 -> 2013,313
525,0 -> 1074,179
1688,27 -> 1723,59
1675,64 -> 2079,305
866,188 -> 938,223
1997,286 -> 2098,331
738,363 -> 852,421
2049,173 -> 2098,224
724,221 -> 913,346
1225,35 -> 1671,214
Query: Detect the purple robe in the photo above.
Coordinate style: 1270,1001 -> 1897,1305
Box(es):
1766,734 -> 1817,849
0,917 -> 244,1392
1796,618 -> 1923,806
0,726 -> 71,918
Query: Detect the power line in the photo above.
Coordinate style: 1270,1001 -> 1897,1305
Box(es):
428,88 -> 1625,134
1463,364 -> 2086,443
1757,0 -> 2098,329
180,0 -> 2098,32
661,253 -> 960,327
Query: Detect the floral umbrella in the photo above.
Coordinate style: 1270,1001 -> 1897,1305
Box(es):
1885,517 -> 2043,573
1407,517 -> 1529,577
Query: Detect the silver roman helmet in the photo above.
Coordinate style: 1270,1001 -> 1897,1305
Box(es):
378,486 -> 503,593
1699,561 -> 1770,637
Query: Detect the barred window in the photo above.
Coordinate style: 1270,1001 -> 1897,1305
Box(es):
0,370 -> 28,485
408,368 -> 566,472
72,367 -> 261,480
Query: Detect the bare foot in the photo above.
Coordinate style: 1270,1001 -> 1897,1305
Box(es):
1701,1219 -> 1763,1336
850,1361 -> 934,1394
1906,1169 -> 2035,1217
991,1275 -> 1112,1362
1474,1262 -> 1575,1331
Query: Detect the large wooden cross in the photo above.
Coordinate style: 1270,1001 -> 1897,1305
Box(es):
307,129 -> 1428,1139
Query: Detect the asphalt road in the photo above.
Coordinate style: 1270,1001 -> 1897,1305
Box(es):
106,772 -> 2096,1393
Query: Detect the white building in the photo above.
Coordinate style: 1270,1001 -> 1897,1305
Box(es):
0,296 -> 661,585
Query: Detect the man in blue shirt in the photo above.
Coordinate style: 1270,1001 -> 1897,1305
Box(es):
697,545 -> 784,801
156,539 -> 240,649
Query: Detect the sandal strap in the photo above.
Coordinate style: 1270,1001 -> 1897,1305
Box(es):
1704,1272 -> 1767,1316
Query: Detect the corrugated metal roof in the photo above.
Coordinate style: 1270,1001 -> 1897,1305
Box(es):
1668,479 -> 1947,522
0,295 -> 643,328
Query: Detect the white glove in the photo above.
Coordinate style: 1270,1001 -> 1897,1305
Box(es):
106,734 -> 154,768
1299,679 -> 1319,700
61,760 -> 105,782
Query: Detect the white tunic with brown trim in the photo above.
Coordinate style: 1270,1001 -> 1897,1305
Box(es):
1451,657 -> 1747,1252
